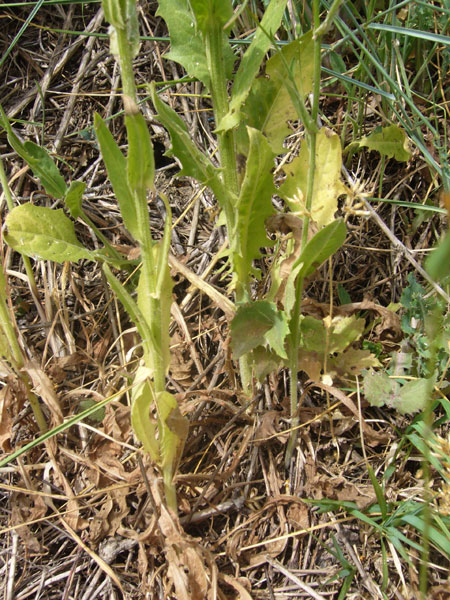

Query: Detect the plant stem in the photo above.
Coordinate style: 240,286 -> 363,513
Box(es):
204,21 -> 254,394
285,0 -> 322,468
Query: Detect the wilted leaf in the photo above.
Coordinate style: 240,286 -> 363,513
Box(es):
279,128 -> 348,227
4,204 -> 95,263
358,124 -> 411,161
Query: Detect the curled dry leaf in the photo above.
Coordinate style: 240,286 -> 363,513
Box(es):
23,360 -> 63,424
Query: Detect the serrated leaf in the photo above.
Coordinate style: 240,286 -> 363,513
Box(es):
64,180 -> 85,219
157,0 -> 235,89
331,347 -> 380,378
242,32 -> 314,153
94,113 -> 139,240
150,83 -> 230,209
231,300 -> 288,359
4,204 -> 94,263
232,127 -> 276,284
131,367 -> 160,462
0,106 -> 67,199
279,128 -> 348,227
218,0 -> 288,132
358,125 -> 411,162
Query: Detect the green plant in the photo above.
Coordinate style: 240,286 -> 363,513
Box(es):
2,0 -> 355,483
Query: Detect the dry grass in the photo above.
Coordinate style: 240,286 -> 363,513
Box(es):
1,2 -> 449,599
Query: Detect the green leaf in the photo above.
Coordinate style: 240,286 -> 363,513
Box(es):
232,127 -> 276,284
218,0 -> 289,132
426,230 -> 450,282
249,346 -> 284,381
131,366 -> 160,462
103,263 -> 154,355
137,243 -> 173,376
284,219 -> 346,316
189,0 -> 233,32
150,83 -> 231,209
279,128 -> 348,227
231,300 -> 288,359
157,390 -> 189,482
363,369 -> 434,414
157,0 -> 235,89
363,369 -> 400,408
124,98 -> 155,194
0,106 -> 67,199
242,32 -> 314,153
64,180 -> 85,219
358,125 -> 411,162
4,204 -> 94,263
94,113 -> 139,240
396,377 -> 434,415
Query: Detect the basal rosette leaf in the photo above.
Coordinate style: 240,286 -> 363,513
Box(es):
241,32 -> 314,153
232,127 -> 276,286
279,128 -> 348,227
4,204 -> 95,263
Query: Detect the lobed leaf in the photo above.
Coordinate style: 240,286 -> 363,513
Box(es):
358,125 -> 411,162
4,204 -> 94,263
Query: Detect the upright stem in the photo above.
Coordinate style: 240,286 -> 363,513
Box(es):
204,23 -> 254,394
285,0 -> 322,468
